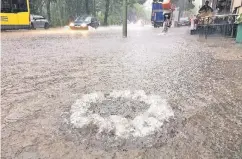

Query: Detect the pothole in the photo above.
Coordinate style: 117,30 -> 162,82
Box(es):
70,90 -> 174,139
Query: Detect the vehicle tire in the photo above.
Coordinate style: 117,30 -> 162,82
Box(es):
95,25 -> 98,29
44,23 -> 50,29
31,23 -> 36,30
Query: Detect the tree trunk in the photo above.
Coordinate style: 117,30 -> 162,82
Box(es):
46,0 -> 51,22
39,2 -> 43,15
60,3 -> 64,26
123,0 -> 127,37
104,0 -> 110,26
93,0 -> 96,16
85,0 -> 90,15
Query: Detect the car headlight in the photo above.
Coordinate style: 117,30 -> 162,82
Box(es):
69,23 -> 74,27
81,23 -> 87,27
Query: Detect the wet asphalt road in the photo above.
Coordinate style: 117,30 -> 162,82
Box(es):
1,26 -> 242,159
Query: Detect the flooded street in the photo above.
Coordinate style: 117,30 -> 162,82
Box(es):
1,26 -> 242,159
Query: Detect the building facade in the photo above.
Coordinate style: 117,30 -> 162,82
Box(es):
231,0 -> 242,14
192,0 -> 218,13
193,0 -> 241,14
192,0 -> 203,13
178,0 -> 241,14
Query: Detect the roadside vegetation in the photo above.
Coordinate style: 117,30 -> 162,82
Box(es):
29,0 -> 148,26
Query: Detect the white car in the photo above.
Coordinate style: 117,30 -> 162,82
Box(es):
30,15 -> 50,29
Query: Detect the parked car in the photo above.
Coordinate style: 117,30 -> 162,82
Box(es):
30,15 -> 50,29
178,17 -> 191,26
69,16 -> 99,30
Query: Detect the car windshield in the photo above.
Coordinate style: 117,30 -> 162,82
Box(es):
75,17 -> 84,22
75,16 -> 92,23
180,17 -> 189,21
1,0 -> 28,13
84,17 -> 91,22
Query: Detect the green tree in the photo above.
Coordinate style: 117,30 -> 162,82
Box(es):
104,0 -> 110,26
29,0 -> 150,27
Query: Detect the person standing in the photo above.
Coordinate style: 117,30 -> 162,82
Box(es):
199,0 -> 213,13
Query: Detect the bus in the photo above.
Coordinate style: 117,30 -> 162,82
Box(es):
1,0 -> 30,30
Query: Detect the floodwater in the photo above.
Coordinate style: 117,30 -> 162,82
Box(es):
1,26 -> 242,159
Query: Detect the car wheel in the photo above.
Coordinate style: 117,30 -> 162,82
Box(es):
31,23 -> 36,30
95,24 -> 98,29
44,23 -> 50,29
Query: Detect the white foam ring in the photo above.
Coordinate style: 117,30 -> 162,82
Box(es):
70,90 -> 174,138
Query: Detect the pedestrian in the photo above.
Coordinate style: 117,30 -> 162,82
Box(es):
199,0 -> 213,14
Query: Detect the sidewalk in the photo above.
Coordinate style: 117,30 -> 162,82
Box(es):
199,37 -> 242,61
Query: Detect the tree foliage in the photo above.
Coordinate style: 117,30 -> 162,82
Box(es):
29,0 -> 149,27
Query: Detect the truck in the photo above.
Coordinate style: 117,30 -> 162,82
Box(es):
151,0 -> 172,28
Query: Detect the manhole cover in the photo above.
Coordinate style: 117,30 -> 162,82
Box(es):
70,90 -> 174,139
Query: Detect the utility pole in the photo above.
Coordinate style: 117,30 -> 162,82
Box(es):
123,0 -> 127,38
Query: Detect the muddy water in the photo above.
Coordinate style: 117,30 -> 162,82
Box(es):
1,27 -> 242,159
